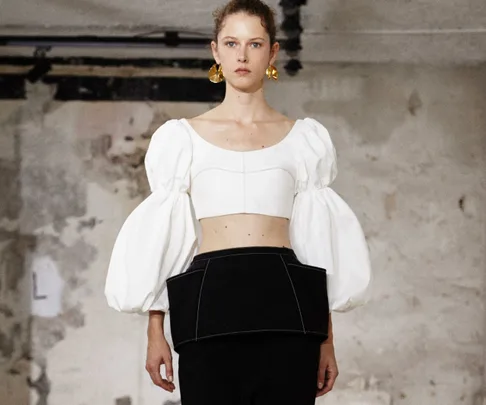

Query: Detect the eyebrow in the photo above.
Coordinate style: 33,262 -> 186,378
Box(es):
222,36 -> 266,41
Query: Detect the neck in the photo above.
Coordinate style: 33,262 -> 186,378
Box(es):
218,82 -> 273,124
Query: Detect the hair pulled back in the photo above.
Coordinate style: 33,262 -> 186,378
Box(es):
212,0 -> 277,45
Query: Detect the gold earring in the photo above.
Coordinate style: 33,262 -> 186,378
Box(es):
266,65 -> 278,81
208,63 -> 224,83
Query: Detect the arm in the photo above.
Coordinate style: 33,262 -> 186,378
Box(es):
316,313 -> 338,397
145,310 -> 175,392
148,310 -> 165,335
324,313 -> 333,344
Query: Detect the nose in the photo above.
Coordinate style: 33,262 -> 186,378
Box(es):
237,51 -> 248,63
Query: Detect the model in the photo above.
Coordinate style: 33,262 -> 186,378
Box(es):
104,0 -> 372,404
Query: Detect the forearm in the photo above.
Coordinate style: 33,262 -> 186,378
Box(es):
323,313 -> 333,344
148,310 -> 166,338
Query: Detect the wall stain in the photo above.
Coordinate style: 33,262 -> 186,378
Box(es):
458,195 -> 465,212
77,217 -> 103,232
22,165 -> 87,233
60,304 -> 85,329
0,304 -> 14,317
59,238 -> 98,274
8,349 -> 33,375
0,160 -> 21,221
33,317 -> 66,353
408,89 -> 423,116
0,323 -> 21,359
90,134 -> 112,159
82,133 -> 148,199
9,233 -> 97,373
81,111 -> 172,199
24,235 -> 97,356
2,234 -> 37,291
0,91 -> 99,405
27,364 -> 50,405
115,396 -> 132,405
0,107 -> 22,221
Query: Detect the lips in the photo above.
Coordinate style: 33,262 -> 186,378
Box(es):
235,68 -> 250,73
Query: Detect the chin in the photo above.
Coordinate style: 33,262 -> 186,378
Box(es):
227,77 -> 263,92
234,84 -> 261,93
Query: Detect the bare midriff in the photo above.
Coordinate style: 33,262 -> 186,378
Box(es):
197,213 -> 292,254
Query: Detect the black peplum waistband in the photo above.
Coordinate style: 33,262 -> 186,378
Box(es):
166,246 -> 329,352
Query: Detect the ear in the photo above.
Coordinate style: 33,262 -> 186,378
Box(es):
269,41 -> 280,65
211,41 -> 221,64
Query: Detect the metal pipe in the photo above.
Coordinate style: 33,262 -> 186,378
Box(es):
0,33 -> 289,49
0,34 -> 210,49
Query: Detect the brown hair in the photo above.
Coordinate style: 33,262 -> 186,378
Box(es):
212,0 -> 277,45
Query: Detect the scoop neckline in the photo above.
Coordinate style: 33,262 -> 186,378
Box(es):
180,118 -> 303,154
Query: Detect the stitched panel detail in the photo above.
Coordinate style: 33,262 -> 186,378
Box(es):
175,328 -> 328,348
195,258 -> 211,341
192,166 -> 296,183
287,263 -> 327,273
166,269 -> 205,282
279,254 -> 306,333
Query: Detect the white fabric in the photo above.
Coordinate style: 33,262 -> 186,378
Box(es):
104,120 -> 198,313
289,118 -> 372,311
104,117 -> 372,313
184,117 -> 300,220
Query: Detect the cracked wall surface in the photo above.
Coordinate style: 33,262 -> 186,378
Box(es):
0,64 -> 485,405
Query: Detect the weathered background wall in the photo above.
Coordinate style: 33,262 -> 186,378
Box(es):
0,63 -> 485,405
1,0 -> 486,404
1,0 -> 486,64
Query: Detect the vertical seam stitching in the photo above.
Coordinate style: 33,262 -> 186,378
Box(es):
195,258 -> 211,341
279,254 -> 306,334
242,154 -> 246,212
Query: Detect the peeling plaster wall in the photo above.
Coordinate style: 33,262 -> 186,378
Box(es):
0,63 -> 485,405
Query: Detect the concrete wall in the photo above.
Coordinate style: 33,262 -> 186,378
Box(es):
0,63 -> 485,405
2,0 -> 486,64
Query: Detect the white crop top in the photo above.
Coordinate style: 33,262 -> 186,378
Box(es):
185,117 -> 301,220
104,117 -> 372,314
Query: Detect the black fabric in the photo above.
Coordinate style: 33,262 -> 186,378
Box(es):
166,246 -> 329,352
178,332 -> 322,405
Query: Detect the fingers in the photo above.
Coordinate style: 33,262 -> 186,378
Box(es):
146,336 -> 176,393
165,354 -> 174,383
321,367 -> 338,395
316,366 -> 339,398
145,356 -> 176,393
146,362 -> 164,387
317,363 -> 326,391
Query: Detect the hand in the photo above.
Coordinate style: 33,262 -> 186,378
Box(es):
316,341 -> 338,397
145,332 -> 176,392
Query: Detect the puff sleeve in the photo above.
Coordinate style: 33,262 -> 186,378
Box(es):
104,119 -> 198,314
289,118 -> 372,312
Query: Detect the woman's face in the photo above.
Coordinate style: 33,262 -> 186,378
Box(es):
211,12 -> 279,92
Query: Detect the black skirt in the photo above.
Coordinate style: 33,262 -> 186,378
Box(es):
166,246 -> 330,353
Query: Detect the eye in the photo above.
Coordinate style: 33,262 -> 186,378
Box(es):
251,42 -> 262,48
225,41 -> 236,47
